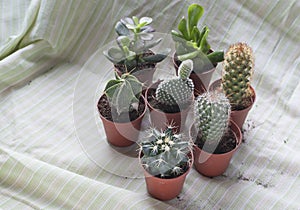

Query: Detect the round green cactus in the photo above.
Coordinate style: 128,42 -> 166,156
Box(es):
222,42 -> 254,109
140,126 -> 193,178
155,59 -> 194,107
194,91 -> 231,145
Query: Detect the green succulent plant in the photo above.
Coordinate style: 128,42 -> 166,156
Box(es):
222,42 -> 254,110
171,3 -> 224,73
194,91 -> 231,147
140,126 -> 193,178
104,73 -> 143,116
103,16 -> 170,73
155,59 -> 194,107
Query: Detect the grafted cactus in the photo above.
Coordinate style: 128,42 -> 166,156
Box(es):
194,91 -> 231,145
155,59 -> 194,107
140,126 -> 193,178
222,42 -> 254,109
104,73 -> 143,115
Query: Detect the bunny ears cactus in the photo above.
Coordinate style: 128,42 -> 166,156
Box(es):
155,60 -> 194,107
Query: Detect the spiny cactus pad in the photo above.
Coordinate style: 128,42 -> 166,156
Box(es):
222,42 -> 254,109
140,126 -> 192,178
194,91 -> 231,144
155,60 -> 194,107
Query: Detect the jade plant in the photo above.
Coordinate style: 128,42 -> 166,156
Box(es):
104,73 -> 143,116
140,126 -> 193,178
171,3 -> 224,73
222,42 -> 255,110
103,16 -> 170,73
194,91 -> 231,149
155,59 -> 194,107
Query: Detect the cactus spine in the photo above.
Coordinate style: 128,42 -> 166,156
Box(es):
140,126 -> 193,178
155,59 -> 194,107
194,91 -> 231,145
222,42 -> 254,109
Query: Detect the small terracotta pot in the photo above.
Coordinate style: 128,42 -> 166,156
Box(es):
191,121 -> 242,177
98,95 -> 146,147
209,79 -> 256,129
145,81 -> 193,132
139,152 -> 193,201
172,52 -> 216,94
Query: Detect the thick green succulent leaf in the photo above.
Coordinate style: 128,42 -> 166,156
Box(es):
117,36 -> 131,48
138,32 -> 154,41
187,4 -> 204,33
171,30 -> 186,45
142,49 -> 171,63
198,26 -> 208,47
191,26 -> 201,44
207,51 -> 224,64
139,17 -> 152,25
103,47 -> 125,63
199,28 -> 210,54
178,17 -> 189,40
115,21 -> 130,36
177,50 -> 199,61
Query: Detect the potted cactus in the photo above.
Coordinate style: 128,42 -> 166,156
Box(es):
145,60 -> 194,131
171,3 -> 224,92
139,126 -> 193,200
191,91 -> 242,177
103,16 -> 170,86
97,73 -> 146,147
210,42 -> 256,129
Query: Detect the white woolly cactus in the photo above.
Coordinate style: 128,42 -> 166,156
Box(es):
194,91 -> 231,145
155,59 -> 194,107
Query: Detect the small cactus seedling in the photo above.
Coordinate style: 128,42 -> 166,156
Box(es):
104,73 -> 143,116
222,42 -> 254,110
140,126 -> 193,178
194,91 -> 231,148
155,59 -> 194,108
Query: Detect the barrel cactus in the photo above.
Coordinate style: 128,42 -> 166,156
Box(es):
155,59 -> 194,107
140,126 -> 193,178
222,42 -> 254,110
194,91 -> 231,146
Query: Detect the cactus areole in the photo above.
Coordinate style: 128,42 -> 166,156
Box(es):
150,60 -> 194,113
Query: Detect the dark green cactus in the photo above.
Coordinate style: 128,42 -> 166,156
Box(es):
194,91 -> 231,145
104,73 -> 143,115
140,126 -> 193,178
155,60 -> 194,107
222,42 -> 254,109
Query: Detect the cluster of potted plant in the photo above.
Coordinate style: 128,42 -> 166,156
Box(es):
97,3 -> 256,201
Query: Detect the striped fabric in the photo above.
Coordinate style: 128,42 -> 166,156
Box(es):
1,0 -> 299,209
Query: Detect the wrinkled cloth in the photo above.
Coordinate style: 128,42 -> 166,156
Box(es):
0,0 -> 299,209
